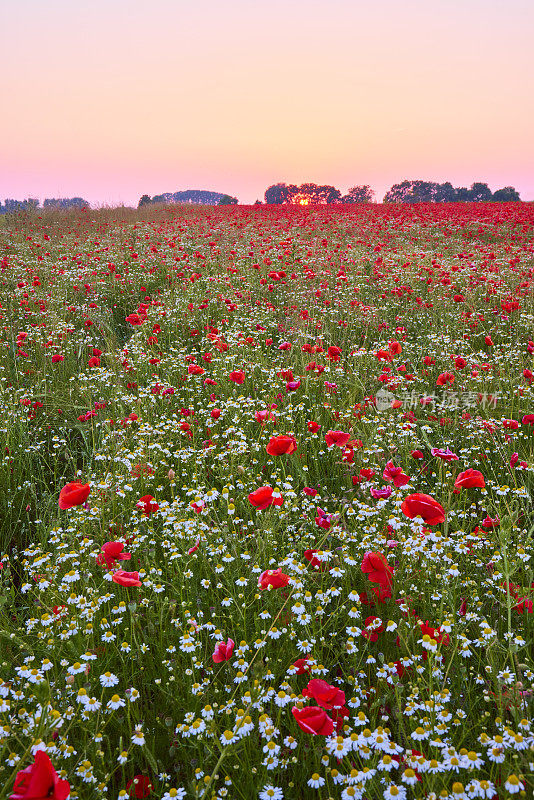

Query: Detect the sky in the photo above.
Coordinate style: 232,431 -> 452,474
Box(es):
2,0 -> 534,205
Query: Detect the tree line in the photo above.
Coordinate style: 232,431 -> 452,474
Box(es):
138,190 -> 237,207
263,181 -> 520,204
0,197 -> 89,215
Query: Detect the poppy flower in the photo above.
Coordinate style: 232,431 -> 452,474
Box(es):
360,586 -> 392,605
136,495 -> 159,515
303,679 -> 345,709
266,435 -> 297,456
229,370 -> 245,384
431,447 -> 459,462
292,657 -> 312,674
315,507 -> 333,529
188,537 -> 201,555
96,541 -> 131,569
382,461 -> 410,487
58,481 -> 90,510
327,345 -> 342,361
324,430 -> 350,448
212,638 -> 235,663
126,313 -> 144,326
291,705 -> 333,736
304,549 -> 328,571
419,621 -> 449,646
9,750 -> 70,800
401,493 -> 446,525
436,372 -> 454,386
258,568 -> 290,590
522,414 -> 534,425
411,450 -> 424,459
361,551 -> 393,588
248,486 -> 283,510
126,775 -> 153,798
371,485 -> 393,500
454,469 -> 485,489
503,419 -> 519,429
362,615 -> 385,642
112,570 -> 142,587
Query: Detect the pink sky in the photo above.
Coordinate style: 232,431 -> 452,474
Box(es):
2,0 -> 534,205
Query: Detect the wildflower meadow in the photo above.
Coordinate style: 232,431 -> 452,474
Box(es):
1,201 -> 533,800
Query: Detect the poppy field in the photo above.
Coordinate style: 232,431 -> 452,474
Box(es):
1,201 -> 534,800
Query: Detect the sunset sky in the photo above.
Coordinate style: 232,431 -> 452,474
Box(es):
3,0 -> 534,205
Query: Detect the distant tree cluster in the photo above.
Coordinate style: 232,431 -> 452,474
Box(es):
0,197 -> 89,214
264,183 -> 374,205
382,181 -> 520,203
43,197 -> 89,209
138,189 -> 235,207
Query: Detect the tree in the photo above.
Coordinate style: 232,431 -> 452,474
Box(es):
218,195 -> 238,205
383,181 -> 439,203
492,186 -> 520,202
342,185 -> 374,203
264,183 -> 299,204
434,182 -> 457,203
316,185 -> 341,204
138,195 -> 152,208
456,187 -> 471,202
469,182 -> 493,202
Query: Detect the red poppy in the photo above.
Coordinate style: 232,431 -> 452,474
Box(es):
229,370 -> 245,384
136,495 -> 159,515
307,420 -> 321,432
248,486 -> 283,510
362,615 -> 385,642
382,460 -> 410,487
401,493 -> 446,525
126,313 -> 144,326
303,679 -> 345,709
258,568 -> 290,590
327,345 -> 342,361
360,586 -> 392,605
292,657 -> 312,674
266,435 -> 297,456
292,705 -> 334,736
212,638 -> 235,663
419,621 -> 449,646
324,430 -> 350,448
96,541 -> 131,569
126,775 -> 154,798
9,750 -> 70,800
315,507 -> 333,529
361,551 -> 393,588
58,481 -> 90,510
454,469 -> 485,489
112,570 -> 142,587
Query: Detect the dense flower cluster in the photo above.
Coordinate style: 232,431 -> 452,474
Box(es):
0,202 -> 533,799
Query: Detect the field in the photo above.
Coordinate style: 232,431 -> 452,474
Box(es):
0,202 -> 533,800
